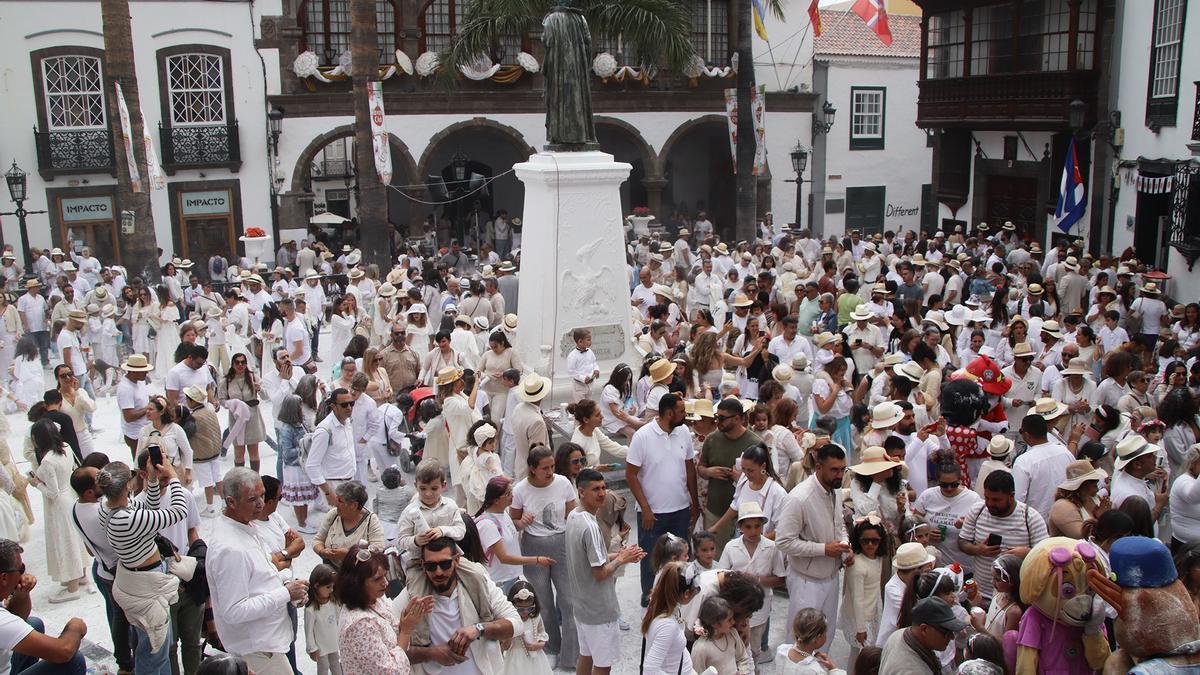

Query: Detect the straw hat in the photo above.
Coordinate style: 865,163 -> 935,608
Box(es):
406,303 -> 427,316
1141,282 -> 1162,296
123,354 -> 154,372
688,398 -> 715,421
378,283 -> 397,298
850,446 -> 904,475
435,366 -> 464,387
649,358 -> 675,384
1115,435 -> 1159,471
183,385 -> 208,405
772,364 -> 795,382
1031,397 -> 1069,420
737,502 -> 768,523
911,253 -> 927,267
498,261 -> 517,273
517,373 -> 552,403
1061,358 -> 1092,376
61,262 -> 77,272
247,274 -> 266,285
1011,342 -> 1034,359
945,305 -> 971,326
1027,283 -> 1044,296
24,279 -> 41,290
870,402 -> 904,429
473,316 -> 490,331
923,310 -> 949,331
791,354 -> 810,371
731,293 -> 753,308
813,332 -> 842,349
453,315 -> 472,328
101,305 -> 116,319
1040,321 -> 1063,339
346,251 -> 362,266
652,284 -> 674,300
50,248 -> 64,257
850,305 -> 874,322
678,228 -> 690,236
1058,460 -> 1108,491
987,436 -> 1014,458
1062,256 -> 1080,272
893,542 -> 936,571
871,282 -> 889,296
1003,221 -> 1016,231
714,243 -> 729,255
895,361 -> 925,383
348,268 -> 365,280
879,353 -> 904,368
67,308 -> 87,321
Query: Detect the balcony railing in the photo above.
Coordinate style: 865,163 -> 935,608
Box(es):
310,158 -> 354,180
917,71 -> 1099,131
160,122 -> 241,171
33,128 -> 115,176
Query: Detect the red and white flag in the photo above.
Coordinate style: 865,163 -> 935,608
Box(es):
852,0 -> 892,46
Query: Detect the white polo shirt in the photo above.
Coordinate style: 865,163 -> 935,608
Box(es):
627,420 -> 695,514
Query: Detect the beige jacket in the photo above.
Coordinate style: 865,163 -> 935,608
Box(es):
774,474 -> 847,581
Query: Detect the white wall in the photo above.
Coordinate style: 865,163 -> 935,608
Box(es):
0,0 -> 272,262
1109,0 -> 1200,299
819,55 -> 931,237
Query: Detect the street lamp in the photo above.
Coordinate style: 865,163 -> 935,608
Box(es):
787,143 -> 809,230
1069,98 -> 1123,149
268,106 -> 285,154
813,100 -> 837,134
451,152 -> 469,183
1,160 -> 47,270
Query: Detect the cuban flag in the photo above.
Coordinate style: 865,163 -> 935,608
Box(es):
1055,137 -> 1086,234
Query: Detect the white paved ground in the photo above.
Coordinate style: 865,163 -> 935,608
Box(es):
9,332 -> 850,673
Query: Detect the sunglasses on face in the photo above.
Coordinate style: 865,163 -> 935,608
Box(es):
58,372 -> 74,379
422,559 -> 455,572
0,564 -> 25,576
570,457 -> 586,466
233,359 -> 247,365
859,537 -> 882,545
334,401 -> 353,408
939,481 -> 961,489
715,414 -> 737,422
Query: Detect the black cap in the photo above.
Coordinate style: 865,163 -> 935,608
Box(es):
911,598 -> 967,632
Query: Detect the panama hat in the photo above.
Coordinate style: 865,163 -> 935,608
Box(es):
1011,342 -> 1035,359
0,253 -> 12,261
976,223 -> 990,232
204,306 -> 224,319
1031,397 -> 1069,420
732,293 -> 754,308
945,305 -> 972,327
879,353 -> 905,368
517,373 -> 552,403
1003,221 -> 1017,231
1027,283 -> 1044,296
688,398 -> 715,421
61,262 -> 77,272
1062,256 -> 1080,272
851,446 -> 903,475
50,248 -> 64,257
649,358 -> 675,384
894,542 -> 937,571
850,305 -> 874,322
714,243 -> 730,255
895,361 -> 925,383
101,304 -> 116,318
454,314 -> 473,328
871,282 -> 889,296
813,332 -> 842,349
503,314 -> 518,330
66,308 -> 87,321
85,304 -> 100,315
1141,282 -> 1162,296
123,354 -> 154,372
183,385 -> 207,405
678,228 -> 690,236
346,251 -> 362,266
988,436 -> 1014,458
911,253 -> 927,267
377,283 -> 397,298
247,274 -> 266,286
1058,460 -> 1108,492
870,402 -> 904,429
791,353 -> 810,371
1061,358 -> 1093,376
1040,321 -> 1063,339
737,501 -> 768,523
24,279 -> 42,290
347,268 -> 365,280
923,310 -> 949,331
435,366 -> 464,386
473,316 -> 490,331
1115,435 -> 1160,471
649,254 -> 664,264
652,284 -> 675,300
772,364 -> 795,383
498,261 -> 516,273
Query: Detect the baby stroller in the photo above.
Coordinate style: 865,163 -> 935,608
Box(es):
394,386 -> 437,473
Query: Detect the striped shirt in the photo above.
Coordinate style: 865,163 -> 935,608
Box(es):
958,500 -> 1048,599
99,479 -> 191,567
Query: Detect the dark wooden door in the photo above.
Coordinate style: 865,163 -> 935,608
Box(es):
986,175 -> 1039,243
1135,190 -> 1171,268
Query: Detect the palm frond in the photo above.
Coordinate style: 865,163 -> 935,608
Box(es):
583,0 -> 696,71
763,0 -> 786,22
437,0 -> 547,86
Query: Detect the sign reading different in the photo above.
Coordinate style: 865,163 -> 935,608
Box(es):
181,190 -> 231,216
60,196 -> 114,223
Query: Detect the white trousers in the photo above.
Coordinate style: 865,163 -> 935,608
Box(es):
786,571 -> 840,652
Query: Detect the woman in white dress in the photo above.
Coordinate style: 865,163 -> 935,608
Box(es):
0,294 -> 21,387
28,419 -> 87,602
258,302 -> 286,381
153,286 -> 181,375
9,337 -> 43,412
437,367 -> 480,498
55,367 -> 96,458
327,295 -> 359,369
136,394 -> 194,487
130,286 -> 154,359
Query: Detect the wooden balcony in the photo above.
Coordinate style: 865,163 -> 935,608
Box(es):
917,70 -> 1099,131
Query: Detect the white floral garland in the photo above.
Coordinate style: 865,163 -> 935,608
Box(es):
592,52 -> 617,78
416,51 -> 441,77
517,51 -> 539,73
459,54 -> 501,80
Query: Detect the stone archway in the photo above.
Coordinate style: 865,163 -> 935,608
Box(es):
415,118 -> 536,244
594,116 -> 659,217
658,115 -> 737,236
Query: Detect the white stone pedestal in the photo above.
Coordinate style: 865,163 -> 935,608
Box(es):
514,151 -> 641,400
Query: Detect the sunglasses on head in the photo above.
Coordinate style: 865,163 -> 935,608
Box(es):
422,559 -> 455,572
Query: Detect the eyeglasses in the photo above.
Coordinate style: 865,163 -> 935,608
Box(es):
0,564 -> 25,576
58,372 -> 74,379
859,537 -> 882,545
422,559 -> 455,572
714,414 -> 737,422
570,458 -> 587,466
939,481 -> 961,489
334,401 -> 353,408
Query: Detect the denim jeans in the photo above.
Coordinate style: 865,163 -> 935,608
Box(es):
10,617 -> 86,674
31,331 -> 49,366
637,507 -> 692,599
134,560 -> 175,675
94,563 -> 134,672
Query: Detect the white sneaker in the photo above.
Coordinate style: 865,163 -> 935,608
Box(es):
49,588 -> 79,604
618,618 -> 630,631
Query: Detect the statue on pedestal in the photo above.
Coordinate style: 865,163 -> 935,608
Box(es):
542,2 -> 599,151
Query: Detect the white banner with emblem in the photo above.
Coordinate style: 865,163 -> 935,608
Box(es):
368,82 -> 392,185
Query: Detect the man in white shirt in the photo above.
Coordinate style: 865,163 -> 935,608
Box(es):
844,306 -> 884,375
165,344 -> 215,407
768,316 -> 815,367
0,539 -> 88,674
208,469 -> 308,675
1001,343 -> 1043,438
1012,411 -> 1074,516
118,354 -> 153,452
278,299 -> 313,374
630,267 -> 656,318
305,388 -> 358,508
16,280 -> 50,366
626,394 -> 699,602
691,258 -> 720,310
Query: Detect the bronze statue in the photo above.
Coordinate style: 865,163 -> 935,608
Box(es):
542,3 -> 599,151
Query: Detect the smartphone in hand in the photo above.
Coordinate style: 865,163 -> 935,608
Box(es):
149,445 -> 164,467
985,533 -> 1002,547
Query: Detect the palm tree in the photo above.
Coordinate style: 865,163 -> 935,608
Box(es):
101,0 -> 159,279
351,0 -> 389,267
735,0 -> 785,241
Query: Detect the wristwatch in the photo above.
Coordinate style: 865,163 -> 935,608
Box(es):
474,622 -> 486,640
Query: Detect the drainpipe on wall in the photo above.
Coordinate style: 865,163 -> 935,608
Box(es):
812,60 -> 830,239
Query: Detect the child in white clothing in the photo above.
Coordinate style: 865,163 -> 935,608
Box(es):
717,502 -> 785,663
565,328 -> 599,402
500,580 -> 552,675
304,564 -> 341,675
373,466 -> 413,542
395,458 -> 466,575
